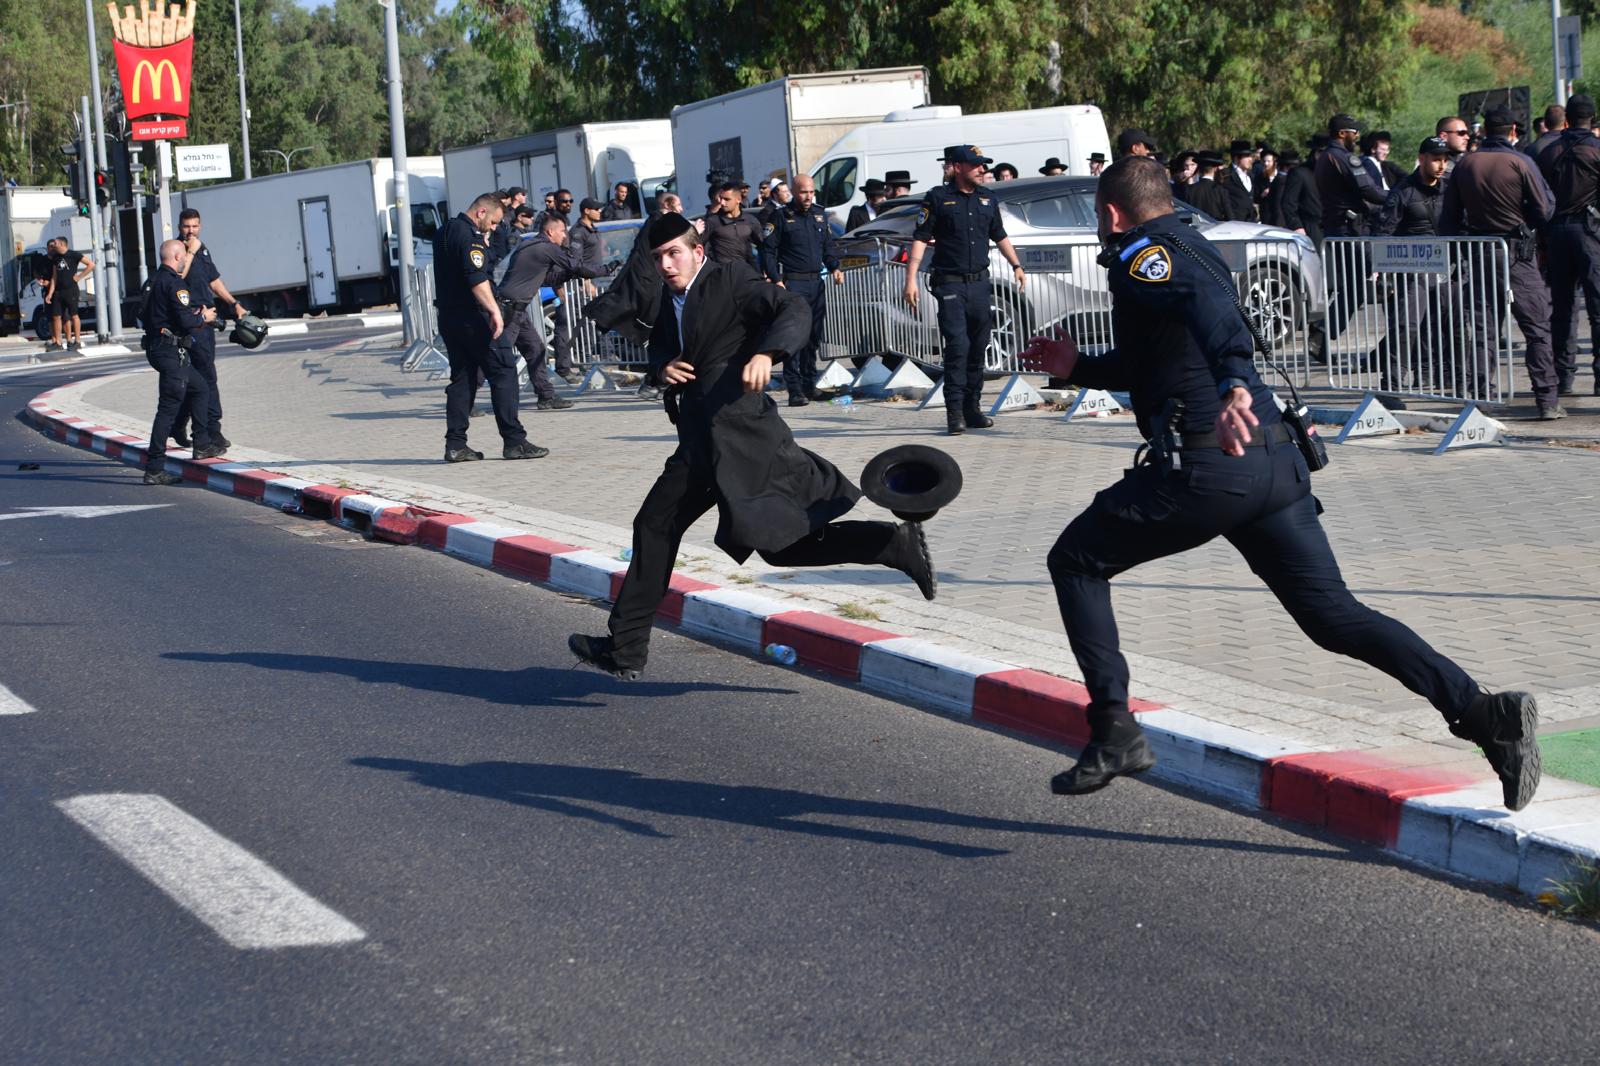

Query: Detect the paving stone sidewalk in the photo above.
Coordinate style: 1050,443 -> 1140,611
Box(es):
61,342 -> 1600,754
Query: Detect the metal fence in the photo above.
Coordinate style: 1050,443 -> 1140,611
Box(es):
1320,236 -> 1514,404
821,236 -> 1320,389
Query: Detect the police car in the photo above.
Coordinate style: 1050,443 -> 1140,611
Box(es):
837,175 -> 1325,370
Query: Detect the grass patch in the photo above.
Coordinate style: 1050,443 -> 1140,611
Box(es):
728,573 -> 755,584
1537,862 -> 1600,922
836,602 -> 882,622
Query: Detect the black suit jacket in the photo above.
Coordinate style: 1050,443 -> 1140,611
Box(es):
646,259 -> 858,558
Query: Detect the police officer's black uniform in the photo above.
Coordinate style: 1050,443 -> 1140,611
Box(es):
495,232 -> 598,413
141,262 -> 217,483
761,197 -> 840,404
911,146 -> 1018,430
433,212 -> 534,460
1315,118 -> 1390,350
1535,103 -> 1600,395
1044,209 -> 1537,808
1372,141 -> 1453,396
172,242 -> 228,446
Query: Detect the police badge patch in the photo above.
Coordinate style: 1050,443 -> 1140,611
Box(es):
469,249 -> 486,269
177,289 -> 191,306
917,206 -> 930,225
1129,245 -> 1172,283
764,223 -> 775,237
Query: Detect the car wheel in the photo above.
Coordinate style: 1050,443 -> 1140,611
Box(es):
31,306 -> 51,341
1243,263 -> 1305,347
984,288 -> 1032,375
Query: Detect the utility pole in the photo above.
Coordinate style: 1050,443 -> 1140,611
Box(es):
80,97 -> 109,340
382,0 -> 415,345
83,0 -> 123,336
1553,0 -> 1568,106
234,0 -> 252,181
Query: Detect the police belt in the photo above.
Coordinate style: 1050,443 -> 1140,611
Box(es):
1177,421 -> 1293,451
932,268 -> 989,284
496,297 -> 530,314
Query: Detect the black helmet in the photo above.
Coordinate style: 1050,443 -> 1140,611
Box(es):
229,313 -> 269,349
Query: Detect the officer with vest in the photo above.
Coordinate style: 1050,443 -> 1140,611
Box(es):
904,145 -> 1026,433
1018,156 -> 1541,809
433,192 -> 541,461
760,172 -> 843,406
1535,93 -> 1600,396
141,239 -> 223,485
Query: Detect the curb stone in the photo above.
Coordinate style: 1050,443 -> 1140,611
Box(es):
21,379 -> 1600,902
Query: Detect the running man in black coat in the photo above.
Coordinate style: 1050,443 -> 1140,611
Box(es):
569,213 -> 938,679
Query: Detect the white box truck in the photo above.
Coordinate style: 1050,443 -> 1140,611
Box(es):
1,186 -> 83,336
808,104 -> 1113,229
670,67 -> 930,214
443,120 -> 674,215
179,157 -> 447,318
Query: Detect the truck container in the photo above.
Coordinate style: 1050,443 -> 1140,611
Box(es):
443,120 -> 674,215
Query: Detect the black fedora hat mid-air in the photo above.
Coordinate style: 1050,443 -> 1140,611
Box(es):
860,445 -> 964,522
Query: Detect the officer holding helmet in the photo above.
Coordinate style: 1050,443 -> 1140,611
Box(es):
141,239 -> 222,485
904,145 -> 1026,434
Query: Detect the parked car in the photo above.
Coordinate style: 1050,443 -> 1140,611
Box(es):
835,176 -> 1324,371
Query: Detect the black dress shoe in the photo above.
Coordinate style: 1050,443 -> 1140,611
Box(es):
503,441 -> 550,459
444,447 -> 485,463
1450,690 -> 1540,811
788,395 -> 811,408
963,409 -> 995,429
883,521 -> 937,600
143,469 -> 182,486
568,633 -> 643,681
1050,734 -> 1157,795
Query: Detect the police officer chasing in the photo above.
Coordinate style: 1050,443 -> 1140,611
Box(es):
434,192 -> 540,462
1017,157 -> 1540,809
1441,107 -> 1560,417
141,239 -> 223,485
1535,93 -> 1600,397
905,145 -> 1025,433
761,173 -> 843,406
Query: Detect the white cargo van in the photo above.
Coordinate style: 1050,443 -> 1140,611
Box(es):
809,105 -> 1112,229
442,120 -> 674,215
670,68 -> 930,213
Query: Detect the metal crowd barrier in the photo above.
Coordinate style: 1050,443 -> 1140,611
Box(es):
557,273 -> 648,367
399,264 -> 445,372
819,235 -> 1319,388
1320,236 -> 1514,404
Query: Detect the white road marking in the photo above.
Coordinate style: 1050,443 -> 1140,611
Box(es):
55,793 -> 366,949
0,505 -> 170,523
0,681 -> 37,715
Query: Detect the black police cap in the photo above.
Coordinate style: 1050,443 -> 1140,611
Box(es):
1569,94 -> 1598,120
1327,113 -> 1364,135
1484,107 -> 1518,130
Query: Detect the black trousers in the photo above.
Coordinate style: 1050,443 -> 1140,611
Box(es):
1046,438 -> 1478,739
172,327 -> 221,439
782,273 -> 826,397
552,297 -> 575,374
607,453 -> 897,667
1546,220 -> 1600,386
932,276 -> 991,410
442,313 -> 527,449
490,306 -> 556,401
145,344 -> 213,471
1467,248 -> 1555,406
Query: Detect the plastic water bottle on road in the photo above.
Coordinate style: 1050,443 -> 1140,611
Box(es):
831,395 -> 855,413
764,643 -> 798,666
620,548 -> 634,561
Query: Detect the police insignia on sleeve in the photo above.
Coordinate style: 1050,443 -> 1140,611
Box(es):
177,289 -> 190,306
764,223 -> 775,236
917,207 -> 930,225
1129,245 -> 1172,283
469,249 -> 486,269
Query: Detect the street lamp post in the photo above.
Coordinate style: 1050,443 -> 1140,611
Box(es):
381,0 -> 416,346
257,147 -> 315,173
234,0 -> 252,180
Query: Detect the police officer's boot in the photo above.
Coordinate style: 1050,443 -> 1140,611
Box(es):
946,409 -> 966,436
1449,690 -> 1541,811
1051,711 -> 1156,796
962,401 -> 995,430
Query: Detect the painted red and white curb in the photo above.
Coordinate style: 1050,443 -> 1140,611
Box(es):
22,383 -> 1600,900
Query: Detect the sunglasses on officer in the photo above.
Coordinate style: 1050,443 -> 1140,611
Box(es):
557,197 -> 573,205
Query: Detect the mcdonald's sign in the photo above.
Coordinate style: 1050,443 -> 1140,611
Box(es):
107,2 -> 196,126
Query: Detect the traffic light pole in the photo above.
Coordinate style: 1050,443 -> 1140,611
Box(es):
81,97 -> 109,341
83,0 -> 123,337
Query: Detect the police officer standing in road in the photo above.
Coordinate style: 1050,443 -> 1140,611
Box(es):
906,146 -> 1025,434
172,207 -> 247,451
433,192 -> 538,461
761,173 -> 844,407
1535,93 -> 1600,397
141,239 -> 222,485
1442,108 -> 1560,417
1017,157 -> 1541,809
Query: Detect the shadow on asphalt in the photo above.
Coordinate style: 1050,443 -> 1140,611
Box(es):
349,756 -> 1388,863
164,650 -> 795,708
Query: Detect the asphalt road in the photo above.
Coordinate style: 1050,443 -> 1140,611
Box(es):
3,358 -> 1599,1064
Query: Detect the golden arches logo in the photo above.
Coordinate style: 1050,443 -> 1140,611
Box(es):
131,59 -> 182,105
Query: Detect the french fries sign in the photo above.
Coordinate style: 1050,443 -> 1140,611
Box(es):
106,2 -> 197,139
